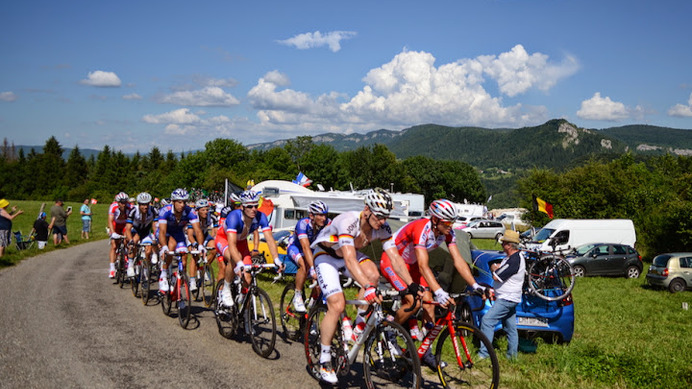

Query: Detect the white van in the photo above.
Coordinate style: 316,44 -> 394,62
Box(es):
527,219 -> 636,252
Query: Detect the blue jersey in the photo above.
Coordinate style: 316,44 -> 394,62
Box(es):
157,204 -> 199,234
287,217 -> 330,255
224,209 -> 271,241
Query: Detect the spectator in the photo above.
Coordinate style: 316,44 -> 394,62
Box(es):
31,212 -> 50,249
0,198 -> 24,257
478,229 -> 526,360
80,198 -> 92,239
48,199 -> 71,246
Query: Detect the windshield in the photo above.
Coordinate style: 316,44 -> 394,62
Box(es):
532,228 -> 555,243
575,243 -> 599,255
652,254 -> 672,267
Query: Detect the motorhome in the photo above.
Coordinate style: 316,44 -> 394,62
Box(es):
527,219 -> 636,253
251,180 -> 425,231
452,202 -> 487,230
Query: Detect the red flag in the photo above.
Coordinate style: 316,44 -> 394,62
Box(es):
91,198 -> 98,204
258,198 -> 274,217
533,196 -> 554,219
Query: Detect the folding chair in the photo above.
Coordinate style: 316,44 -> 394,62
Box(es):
13,231 -> 35,251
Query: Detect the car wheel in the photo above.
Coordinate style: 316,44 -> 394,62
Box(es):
573,265 -> 586,277
668,278 -> 686,293
625,266 -> 641,279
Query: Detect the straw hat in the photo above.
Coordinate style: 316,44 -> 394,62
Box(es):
0,199 -> 9,209
500,229 -> 520,244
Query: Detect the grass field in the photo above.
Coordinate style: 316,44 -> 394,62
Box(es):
3,200 -> 691,388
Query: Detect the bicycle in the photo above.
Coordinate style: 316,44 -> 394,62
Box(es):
304,289 -> 422,389
411,292 -> 500,389
278,273 -> 321,341
523,249 -> 575,301
192,245 -> 216,307
213,263 -> 277,358
160,249 -> 199,329
113,238 -> 128,288
129,241 -> 149,298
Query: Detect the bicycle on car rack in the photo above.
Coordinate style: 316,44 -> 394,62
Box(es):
304,289 -> 422,389
522,248 -> 575,301
213,263 -> 277,358
160,249 -> 199,329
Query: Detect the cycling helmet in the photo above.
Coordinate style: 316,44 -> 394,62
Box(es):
239,190 -> 260,206
128,197 -> 136,203
195,198 -> 210,209
364,188 -> 393,217
160,198 -> 170,206
170,188 -> 189,201
428,199 -> 457,222
136,192 -> 152,204
229,192 -> 241,204
219,205 -> 233,218
114,192 -> 129,203
308,200 -> 329,215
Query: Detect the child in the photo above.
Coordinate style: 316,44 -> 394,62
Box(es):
31,212 -> 49,249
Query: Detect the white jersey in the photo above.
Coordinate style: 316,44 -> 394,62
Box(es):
311,211 -> 396,255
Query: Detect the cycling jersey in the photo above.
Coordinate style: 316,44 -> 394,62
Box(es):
109,202 -> 131,234
224,209 -> 271,240
127,206 -> 156,236
188,212 -> 218,240
158,204 -> 199,245
286,216 -> 331,261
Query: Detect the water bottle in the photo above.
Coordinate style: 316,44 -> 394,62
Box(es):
342,315 -> 353,342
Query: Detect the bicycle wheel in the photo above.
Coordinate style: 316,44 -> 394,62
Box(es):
363,320 -> 421,389
141,259 -> 152,305
434,322 -> 499,389
178,271 -> 192,328
527,255 -> 575,301
161,271 -> 174,317
192,258 -> 202,301
213,280 -> 238,338
280,284 -> 305,341
130,257 -> 141,298
304,305 -> 348,381
201,261 -> 216,308
116,251 -> 126,288
245,287 -> 277,358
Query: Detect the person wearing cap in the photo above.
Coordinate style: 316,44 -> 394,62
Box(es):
48,199 -> 71,246
31,212 -> 50,249
478,229 -> 526,360
0,199 -> 24,257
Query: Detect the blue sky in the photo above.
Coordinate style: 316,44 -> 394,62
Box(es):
1,0 -> 691,153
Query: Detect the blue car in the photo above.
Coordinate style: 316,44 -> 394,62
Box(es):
460,249 -> 575,344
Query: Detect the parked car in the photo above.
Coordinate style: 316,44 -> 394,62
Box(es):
248,229 -> 292,264
460,249 -> 575,343
567,243 -> 643,278
646,253 -> 692,293
463,219 -> 505,240
453,215 -> 483,230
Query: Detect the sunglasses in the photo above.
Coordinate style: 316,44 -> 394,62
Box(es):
244,204 -> 258,209
438,220 -> 453,227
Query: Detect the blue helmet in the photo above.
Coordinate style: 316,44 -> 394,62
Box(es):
309,200 -> 328,215
195,198 -> 210,209
240,190 -> 260,206
171,188 -> 189,201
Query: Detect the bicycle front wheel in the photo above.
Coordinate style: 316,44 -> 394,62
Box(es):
245,287 -> 276,358
434,322 -> 499,389
141,260 -> 152,305
363,320 -> 421,389
130,258 -> 141,298
279,284 -> 305,341
201,261 -> 216,307
304,305 -> 347,381
161,271 -> 174,317
527,255 -> 575,301
178,272 -> 192,329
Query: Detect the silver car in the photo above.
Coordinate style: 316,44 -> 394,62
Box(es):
646,253 -> 692,293
463,219 -> 505,240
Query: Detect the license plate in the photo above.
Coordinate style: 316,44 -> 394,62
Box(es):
517,316 -> 549,327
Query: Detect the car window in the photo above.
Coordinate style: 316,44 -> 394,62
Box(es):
652,254 -> 672,267
613,245 -> 627,255
576,243 -> 598,255
680,257 -> 692,268
594,245 -> 609,256
491,222 -> 503,228
626,246 -> 636,254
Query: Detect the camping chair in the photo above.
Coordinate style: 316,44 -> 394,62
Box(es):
13,231 -> 35,251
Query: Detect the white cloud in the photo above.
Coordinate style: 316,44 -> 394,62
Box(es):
80,70 -> 122,87
667,92 -> 692,117
159,86 -> 240,107
122,93 -> 142,100
0,91 -> 17,102
277,30 -> 356,52
577,92 -> 631,121
142,108 -> 201,124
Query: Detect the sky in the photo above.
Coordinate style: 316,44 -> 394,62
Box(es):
1,0 -> 691,153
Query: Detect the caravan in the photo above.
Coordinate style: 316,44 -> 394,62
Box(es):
527,219 -> 636,253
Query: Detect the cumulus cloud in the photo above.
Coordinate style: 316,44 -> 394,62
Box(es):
0,91 -> 17,102
142,108 -> 201,125
577,92 -> 631,121
80,70 -> 122,87
158,86 -> 240,107
667,92 -> 692,117
277,30 -> 356,52
122,93 -> 142,100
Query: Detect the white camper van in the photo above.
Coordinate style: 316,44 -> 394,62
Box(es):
528,219 -> 636,252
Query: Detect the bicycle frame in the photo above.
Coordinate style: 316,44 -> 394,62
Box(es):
415,304 -> 470,366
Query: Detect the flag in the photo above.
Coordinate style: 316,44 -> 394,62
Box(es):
258,197 -> 274,217
91,198 -> 98,204
533,195 -> 554,218
292,172 -> 312,187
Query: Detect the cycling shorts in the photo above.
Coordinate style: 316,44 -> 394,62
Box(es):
166,230 -> 187,248
287,245 -> 304,264
131,226 -> 152,239
112,223 -> 126,236
215,233 -> 229,259
314,249 -> 370,299
380,252 -> 427,292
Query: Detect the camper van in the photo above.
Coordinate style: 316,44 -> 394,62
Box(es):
527,219 -> 636,253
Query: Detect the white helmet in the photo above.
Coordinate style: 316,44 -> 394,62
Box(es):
240,190 -> 260,206
195,198 -> 210,209
229,192 -> 241,204
136,192 -> 152,204
114,192 -> 129,202
308,200 -> 328,215
364,188 -> 393,217
428,199 -> 457,222
171,188 -> 189,201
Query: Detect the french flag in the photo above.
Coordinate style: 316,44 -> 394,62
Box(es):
292,172 -> 312,187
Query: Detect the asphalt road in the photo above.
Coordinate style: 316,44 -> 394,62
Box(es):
0,241 -> 325,389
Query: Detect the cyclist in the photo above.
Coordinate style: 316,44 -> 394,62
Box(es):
380,198 -> 489,369
108,192 -> 131,278
124,192 -> 156,278
310,188 -> 416,384
157,188 -> 206,294
185,198 -> 218,291
218,190 -> 282,307
279,200 -> 331,313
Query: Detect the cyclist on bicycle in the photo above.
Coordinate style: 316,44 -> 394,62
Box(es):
157,188 -> 206,294
185,198 -> 218,291
279,200 -> 331,313
108,192 -> 131,278
124,192 -> 156,278
311,188 -> 417,384
380,198 -> 489,369
218,190 -> 282,308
